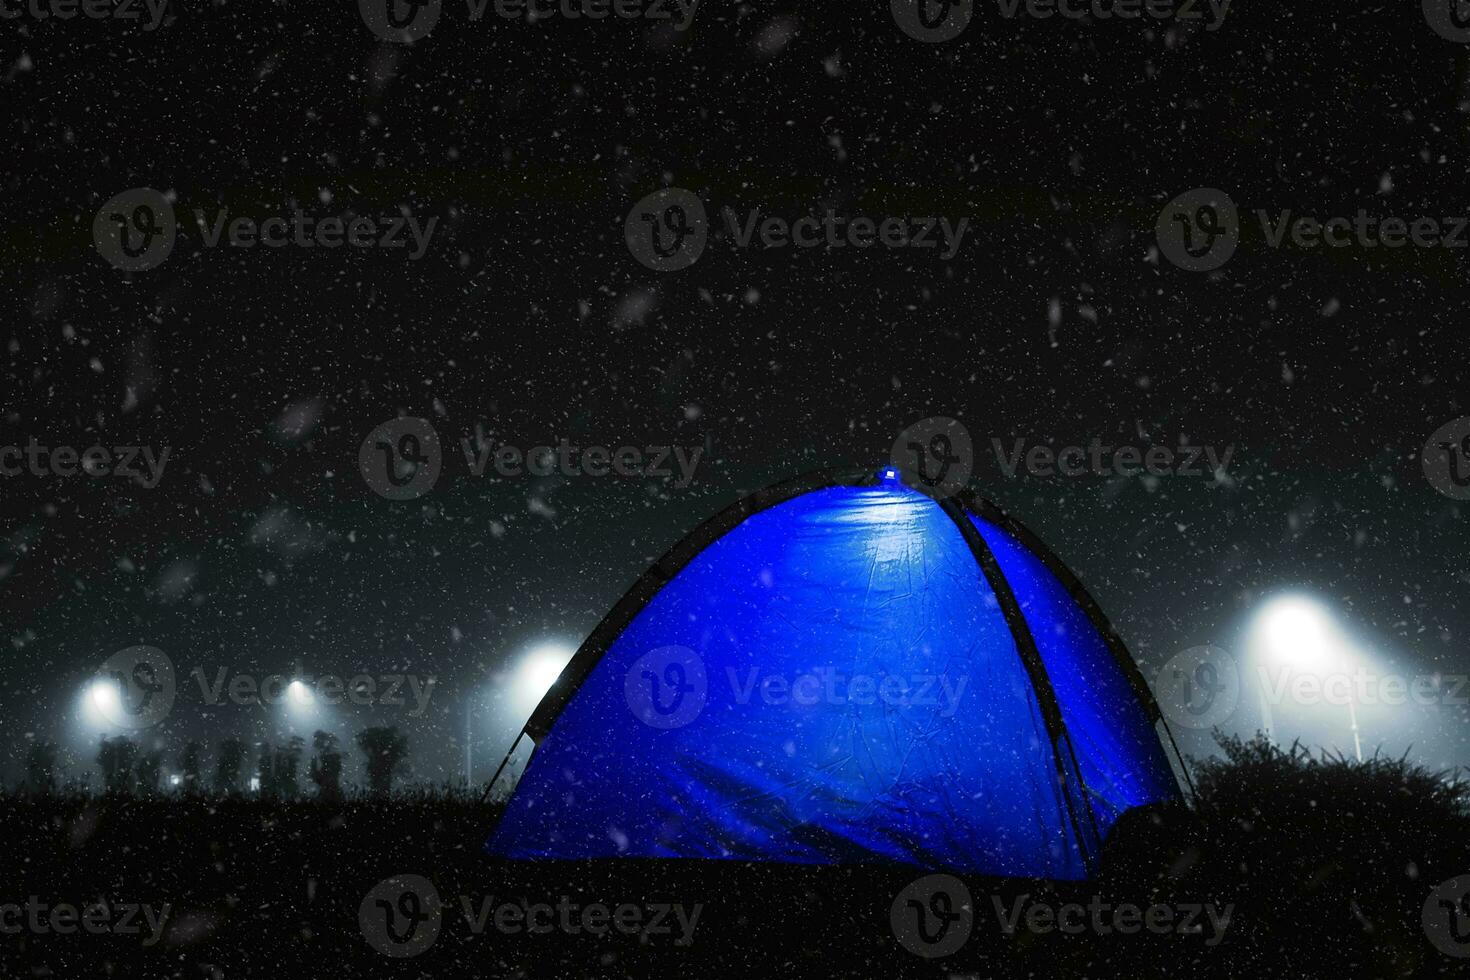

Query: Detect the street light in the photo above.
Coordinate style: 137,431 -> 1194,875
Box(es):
515,642 -> 575,708
1245,594 -> 1363,762
465,640 -> 576,789
79,678 -> 124,730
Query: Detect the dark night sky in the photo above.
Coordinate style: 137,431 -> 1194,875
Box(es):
3,1 -> 1469,785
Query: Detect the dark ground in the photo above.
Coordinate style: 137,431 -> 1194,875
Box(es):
4,739 -> 1469,979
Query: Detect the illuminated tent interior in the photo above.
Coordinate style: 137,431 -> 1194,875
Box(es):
486,469 -> 1185,880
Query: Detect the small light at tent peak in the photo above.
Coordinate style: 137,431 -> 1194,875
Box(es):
287,679 -> 314,705
881,466 -> 900,482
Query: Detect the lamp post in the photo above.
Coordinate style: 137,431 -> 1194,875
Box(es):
465,698 -> 475,790
1247,595 -> 1364,763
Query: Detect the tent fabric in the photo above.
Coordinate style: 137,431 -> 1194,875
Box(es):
486,477 -> 1180,879
967,514 -> 1180,835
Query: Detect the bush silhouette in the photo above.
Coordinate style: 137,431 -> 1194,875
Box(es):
308,730 -> 343,801
214,737 -> 245,796
22,741 -> 59,795
134,747 -> 165,797
1102,733 -> 1470,979
274,736 -> 305,800
96,735 -> 137,795
180,740 -> 203,795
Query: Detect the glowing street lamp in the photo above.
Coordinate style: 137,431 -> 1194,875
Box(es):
516,642 -> 575,707
1245,594 -> 1363,762
465,641 -> 576,788
86,678 -> 123,723
279,676 -> 325,730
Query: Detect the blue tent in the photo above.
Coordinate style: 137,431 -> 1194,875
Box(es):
486,469 -> 1186,880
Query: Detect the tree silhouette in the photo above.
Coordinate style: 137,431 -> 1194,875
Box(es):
355,726 -> 409,795
180,741 -> 203,795
256,742 -> 276,799
97,736 -> 138,794
23,741 -> 59,795
309,730 -> 343,801
214,738 -> 245,796
274,736 -> 305,800
135,748 -> 165,796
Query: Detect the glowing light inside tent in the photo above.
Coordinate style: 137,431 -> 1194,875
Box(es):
287,680 -> 315,706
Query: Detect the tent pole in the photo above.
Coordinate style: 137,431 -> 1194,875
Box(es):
939,494 -> 1102,875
